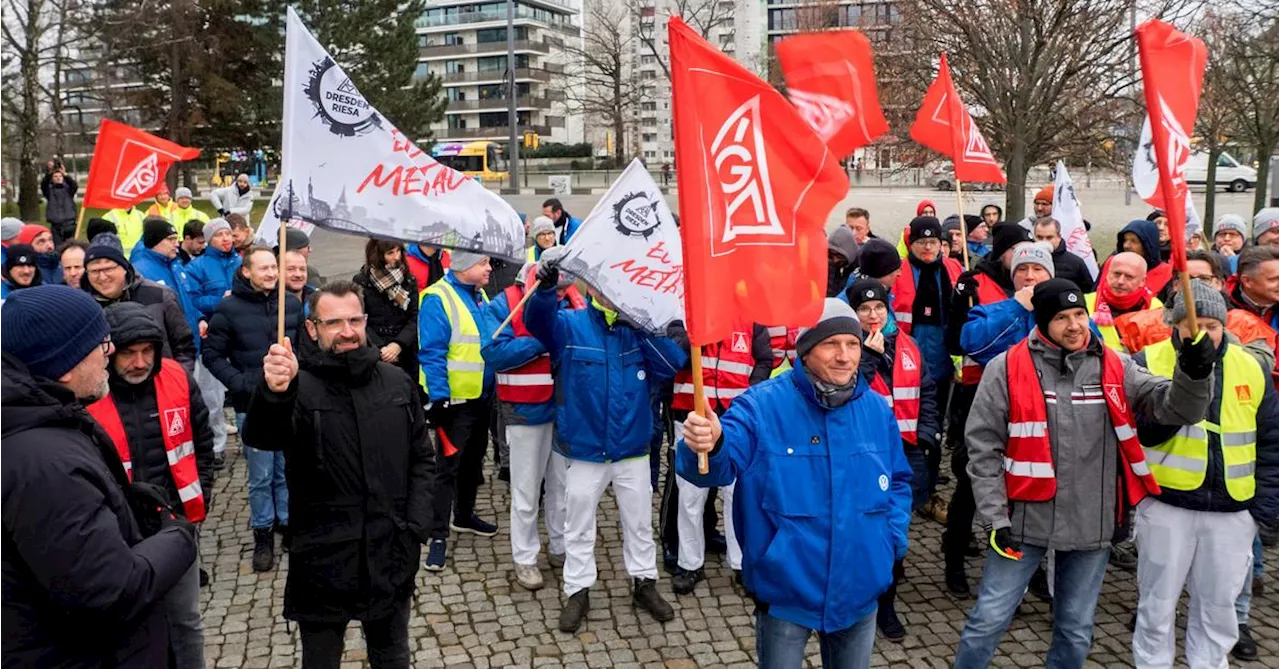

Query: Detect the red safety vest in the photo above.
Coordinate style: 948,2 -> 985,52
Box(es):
673,324 -> 755,411
88,358 -> 206,522
495,284 -> 585,403
867,334 -> 923,445
766,325 -> 799,368
890,257 -> 963,335
959,272 -> 1015,385
1003,335 -> 1159,505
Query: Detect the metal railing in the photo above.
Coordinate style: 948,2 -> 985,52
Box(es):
419,39 -> 551,58
439,67 -> 553,84
446,96 -> 551,112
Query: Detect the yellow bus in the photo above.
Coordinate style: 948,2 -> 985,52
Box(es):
430,141 -> 509,182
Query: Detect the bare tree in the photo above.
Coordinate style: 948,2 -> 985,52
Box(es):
1215,2 -> 1278,213
564,1 -> 648,163
628,0 -> 734,80
1195,9 -> 1245,226
895,0 -> 1204,220
2,0 -> 52,220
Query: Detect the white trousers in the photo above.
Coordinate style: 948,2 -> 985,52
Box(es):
507,422 -> 568,566
562,457 -> 657,595
1133,498 -> 1256,669
675,471 -> 740,571
194,359 -> 227,455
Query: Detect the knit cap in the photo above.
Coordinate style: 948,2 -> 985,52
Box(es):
0,218 -> 24,241
450,249 -> 488,272
990,223 -> 1032,260
1163,279 -> 1228,327
857,239 -> 900,279
1,284 -> 111,381
1010,242 -> 1056,278
1031,278 -> 1086,336
4,244 -> 36,271
203,218 -> 231,240
846,278 -> 889,309
1253,208 -> 1278,243
908,216 -> 943,244
85,218 -> 117,240
174,186 -> 193,200
795,298 -> 863,359
1034,185 -> 1054,203
15,224 -> 47,246
89,233 -> 124,254
530,216 -> 556,238
84,240 -> 130,272
142,217 -> 178,249
1214,214 -> 1248,238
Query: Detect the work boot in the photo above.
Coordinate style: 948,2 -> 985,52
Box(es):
671,567 -> 705,595
1233,624 -> 1258,661
876,599 -> 906,642
252,528 -> 275,572
276,522 -> 290,552
558,589 -> 590,633
632,578 -> 675,622
211,452 -> 227,472
513,563 -> 544,591
945,566 -> 970,599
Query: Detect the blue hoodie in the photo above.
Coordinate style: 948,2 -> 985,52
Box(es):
130,242 -> 202,344
960,296 -> 1105,366
676,365 -> 912,633
184,246 -> 241,317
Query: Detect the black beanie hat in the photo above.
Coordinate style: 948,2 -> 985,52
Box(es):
908,216 -> 943,244
990,223 -> 1031,260
4,244 -> 37,272
846,278 -> 889,309
1031,278 -> 1086,337
84,241 -> 130,275
142,217 -> 178,249
85,217 -> 117,240
857,239 -> 900,279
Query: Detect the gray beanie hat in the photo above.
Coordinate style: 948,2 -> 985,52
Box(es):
1,217 -> 24,241
1215,214 -> 1248,238
1164,279 -> 1228,327
450,249 -> 487,272
530,216 -> 556,238
1253,208 -> 1278,243
203,217 -> 231,239
1009,242 -> 1056,278
174,186 -> 193,200
795,298 -> 863,360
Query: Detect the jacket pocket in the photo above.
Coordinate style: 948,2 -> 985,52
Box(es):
759,446 -> 829,518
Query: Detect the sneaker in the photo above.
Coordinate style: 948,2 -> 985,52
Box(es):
558,589 -> 590,633
1029,566 -> 1053,603
672,567 -> 705,595
450,514 -> 498,537
423,539 -> 447,571
252,528 -> 275,572
945,568 -> 971,599
514,563 -> 544,591
632,578 -> 674,622
706,533 -> 727,555
225,421 -> 238,435
547,552 -> 566,569
1232,624 -> 1258,661
275,522 -> 290,552
876,602 -> 906,643
1110,541 -> 1138,572
211,453 -> 227,472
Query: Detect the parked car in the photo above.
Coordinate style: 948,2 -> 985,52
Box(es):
929,162 -> 1004,192
1184,151 -> 1257,192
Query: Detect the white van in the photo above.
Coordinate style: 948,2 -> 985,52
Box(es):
1184,151 -> 1258,192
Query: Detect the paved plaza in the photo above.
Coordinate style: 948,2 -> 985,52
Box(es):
199,427 -> 1279,669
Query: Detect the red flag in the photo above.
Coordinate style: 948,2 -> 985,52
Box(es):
84,119 -> 200,210
909,53 -> 1005,184
669,17 -> 847,346
775,30 -> 888,157
1136,20 -> 1206,272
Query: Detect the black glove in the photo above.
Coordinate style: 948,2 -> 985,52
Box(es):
536,260 -> 560,290
161,512 -> 196,539
218,208 -> 229,217
1259,519 -> 1278,548
426,399 -> 452,427
990,528 -> 1023,560
1176,330 -> 1217,380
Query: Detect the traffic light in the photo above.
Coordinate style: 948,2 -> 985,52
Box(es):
522,131 -> 539,151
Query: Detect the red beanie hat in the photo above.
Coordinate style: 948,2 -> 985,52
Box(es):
15,224 -> 47,246
1034,185 -> 1054,203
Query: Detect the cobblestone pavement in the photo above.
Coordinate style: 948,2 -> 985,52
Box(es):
201,427 -> 1279,669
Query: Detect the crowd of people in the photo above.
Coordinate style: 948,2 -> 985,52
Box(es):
1,181 -> 1277,669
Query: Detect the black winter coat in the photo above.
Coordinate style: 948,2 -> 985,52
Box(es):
103,305 -> 216,516
1,353 -> 197,668
85,271 -> 197,372
353,267 -> 420,382
857,331 -> 943,448
202,273 -> 303,411
1051,240 -> 1096,294
41,176 -> 78,225
243,346 -> 434,623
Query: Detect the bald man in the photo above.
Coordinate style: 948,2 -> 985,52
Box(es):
1087,252 -> 1164,351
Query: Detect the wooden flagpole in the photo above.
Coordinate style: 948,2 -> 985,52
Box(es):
954,178 -> 971,271
277,182 -> 291,345
491,283 -> 537,339
691,344 -> 709,474
72,206 -> 89,240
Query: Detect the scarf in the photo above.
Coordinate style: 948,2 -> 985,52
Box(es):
369,264 -> 410,311
1094,277 -> 1151,326
909,254 -> 949,327
592,300 -> 618,326
804,365 -> 857,408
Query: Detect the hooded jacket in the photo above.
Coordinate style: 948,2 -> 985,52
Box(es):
99,303 -> 215,516
827,226 -> 861,297
1049,238 -> 1096,293
83,264 -> 197,371
184,245 -> 242,318
1114,220 -> 1172,295
41,175 -> 78,225
1,352 -> 197,668
675,365 -> 912,633
201,273 -> 303,411
966,330 -> 1212,550
243,344 -> 435,624
130,243 -> 203,348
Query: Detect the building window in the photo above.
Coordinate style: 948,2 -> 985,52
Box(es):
448,116 -> 468,129
477,26 -> 529,43
444,32 -> 464,45
640,54 -> 655,65
478,54 -> 529,72
643,133 -> 657,142
448,88 -> 467,101
414,63 -> 429,80
446,60 -> 466,74
641,101 -> 657,111
418,35 -> 429,48
640,70 -> 656,79
65,68 -> 91,84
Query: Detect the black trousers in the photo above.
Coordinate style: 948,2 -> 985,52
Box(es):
943,383 -> 978,571
430,398 -> 492,538
298,596 -> 412,669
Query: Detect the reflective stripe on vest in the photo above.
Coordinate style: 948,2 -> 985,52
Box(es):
423,277 -> 489,401
866,334 -> 923,445
86,358 -> 206,522
1142,339 -> 1262,501
890,257 -> 963,335
960,273 -> 1012,385
494,284 -> 553,403
766,325 -> 796,368
673,326 -> 755,411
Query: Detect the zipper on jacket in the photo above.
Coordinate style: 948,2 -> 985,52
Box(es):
313,409 -> 325,470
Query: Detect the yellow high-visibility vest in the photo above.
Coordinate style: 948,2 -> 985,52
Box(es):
171,206 -> 210,231
103,208 -> 145,255
422,278 -> 489,401
1142,338 -> 1264,501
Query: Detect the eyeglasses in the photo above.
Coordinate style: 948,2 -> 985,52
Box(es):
311,315 -> 368,330
87,266 -> 123,278
100,335 -> 112,355
855,304 -> 888,317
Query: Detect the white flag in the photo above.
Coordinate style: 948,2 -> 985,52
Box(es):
258,8 -> 524,259
1051,161 -> 1100,280
556,159 -> 683,334
1131,118 -> 1202,244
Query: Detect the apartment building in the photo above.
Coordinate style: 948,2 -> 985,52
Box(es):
414,0 -> 584,145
